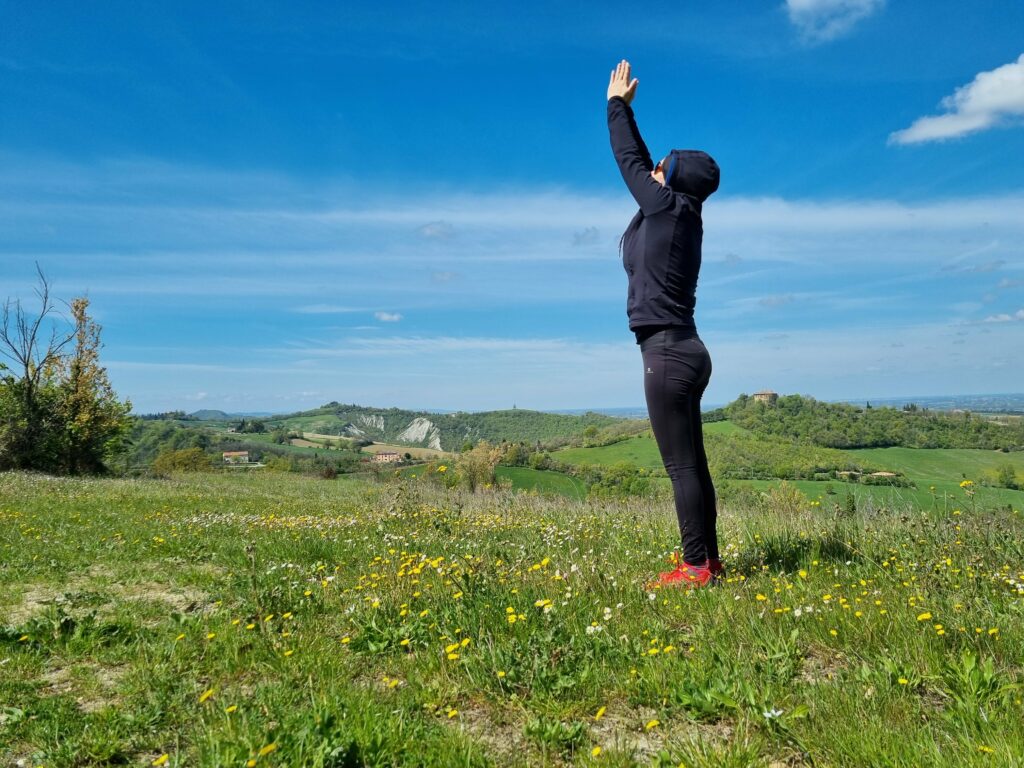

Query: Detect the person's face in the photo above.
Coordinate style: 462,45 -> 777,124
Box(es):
651,155 -> 669,186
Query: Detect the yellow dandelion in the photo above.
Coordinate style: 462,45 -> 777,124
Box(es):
206,632 -> 216,640
917,612 -> 932,622
592,746 -> 602,757
257,743 -> 277,757
225,705 -> 238,713
447,708 -> 458,718
497,670 -> 506,678
283,649 -> 294,657
645,719 -> 660,730
898,678 -> 909,685
174,633 -> 185,642
341,636 -> 351,644
152,756 -> 169,766
198,688 -> 215,703
756,594 -> 767,601
595,706 -> 606,720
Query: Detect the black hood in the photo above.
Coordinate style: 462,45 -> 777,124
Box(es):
666,149 -> 720,202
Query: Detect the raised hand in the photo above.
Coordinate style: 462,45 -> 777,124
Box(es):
607,59 -> 638,104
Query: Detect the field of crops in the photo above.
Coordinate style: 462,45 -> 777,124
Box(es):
2,471 -> 1023,766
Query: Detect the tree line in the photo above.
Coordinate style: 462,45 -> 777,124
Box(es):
721,393 -> 1024,450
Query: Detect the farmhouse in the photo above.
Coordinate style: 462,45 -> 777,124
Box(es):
372,452 -> 402,464
222,451 -> 249,465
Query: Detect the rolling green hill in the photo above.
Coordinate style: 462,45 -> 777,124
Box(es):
265,403 -> 620,452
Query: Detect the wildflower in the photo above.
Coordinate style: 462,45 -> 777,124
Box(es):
341,636 -> 351,644
152,756 -> 169,766
447,708 -> 458,718
917,612 -> 932,622
592,746 -> 602,757
756,594 -> 767,601
174,633 -> 185,642
898,678 -> 909,685
645,719 -> 660,730
198,688 -> 215,703
257,743 -> 277,757
762,708 -> 784,719
206,632 -> 216,640
226,705 -> 238,713
497,670 -> 506,678
283,649 -> 294,657
595,706 -> 606,720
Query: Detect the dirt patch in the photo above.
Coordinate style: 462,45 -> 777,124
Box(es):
39,660 -> 128,713
5,585 -> 63,626
590,704 -> 733,763
451,700 -> 532,765
4,566 -> 213,629
798,646 -> 848,685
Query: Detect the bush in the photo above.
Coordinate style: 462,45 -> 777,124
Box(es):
152,447 -> 212,476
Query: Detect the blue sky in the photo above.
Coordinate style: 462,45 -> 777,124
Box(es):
2,0 -> 1023,413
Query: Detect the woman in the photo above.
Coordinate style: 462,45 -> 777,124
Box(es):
607,60 -> 722,588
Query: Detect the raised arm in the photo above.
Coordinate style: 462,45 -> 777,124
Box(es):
607,61 -> 673,216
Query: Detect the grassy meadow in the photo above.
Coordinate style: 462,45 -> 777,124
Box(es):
2,470 -> 1023,767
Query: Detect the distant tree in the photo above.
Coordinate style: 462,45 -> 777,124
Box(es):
455,440 -> 502,492
55,298 -> 133,473
152,447 -> 211,475
994,463 -> 1019,490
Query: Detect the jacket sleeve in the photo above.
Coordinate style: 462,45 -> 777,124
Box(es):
607,97 -> 674,216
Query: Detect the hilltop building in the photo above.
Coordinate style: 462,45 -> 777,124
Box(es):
753,390 -> 778,405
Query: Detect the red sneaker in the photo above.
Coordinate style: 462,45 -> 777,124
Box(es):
653,562 -> 713,588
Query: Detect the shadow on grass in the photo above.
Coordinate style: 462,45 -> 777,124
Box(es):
732,530 -> 857,574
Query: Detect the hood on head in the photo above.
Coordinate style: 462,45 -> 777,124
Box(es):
665,149 -> 720,202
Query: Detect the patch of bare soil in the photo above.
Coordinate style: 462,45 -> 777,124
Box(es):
590,703 -> 734,764
39,660 -> 128,713
5,564 -> 214,629
451,700 -> 532,766
798,645 -> 848,685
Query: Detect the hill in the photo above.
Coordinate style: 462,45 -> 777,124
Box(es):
720,393 -> 1024,450
265,403 -> 620,452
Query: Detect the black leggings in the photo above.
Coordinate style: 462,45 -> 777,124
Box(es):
640,328 -> 718,565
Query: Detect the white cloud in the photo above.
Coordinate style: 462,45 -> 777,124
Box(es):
983,309 -> 1024,323
374,311 -> 403,323
784,0 -> 884,43
417,221 -> 455,239
890,54 -> 1024,145
294,304 -> 364,314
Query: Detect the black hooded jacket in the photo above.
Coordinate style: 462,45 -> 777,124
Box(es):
607,96 -> 719,340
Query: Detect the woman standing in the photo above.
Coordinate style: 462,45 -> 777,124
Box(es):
607,60 -> 723,588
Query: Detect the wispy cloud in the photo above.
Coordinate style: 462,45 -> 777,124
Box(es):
374,311 -> 403,323
784,0 -> 884,43
417,221 -> 455,240
983,309 -> 1024,323
890,54 -> 1024,145
294,304 -> 365,314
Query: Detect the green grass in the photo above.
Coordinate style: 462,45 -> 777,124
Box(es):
1,471 -> 1023,766
555,436 -> 663,471
495,466 -> 587,499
